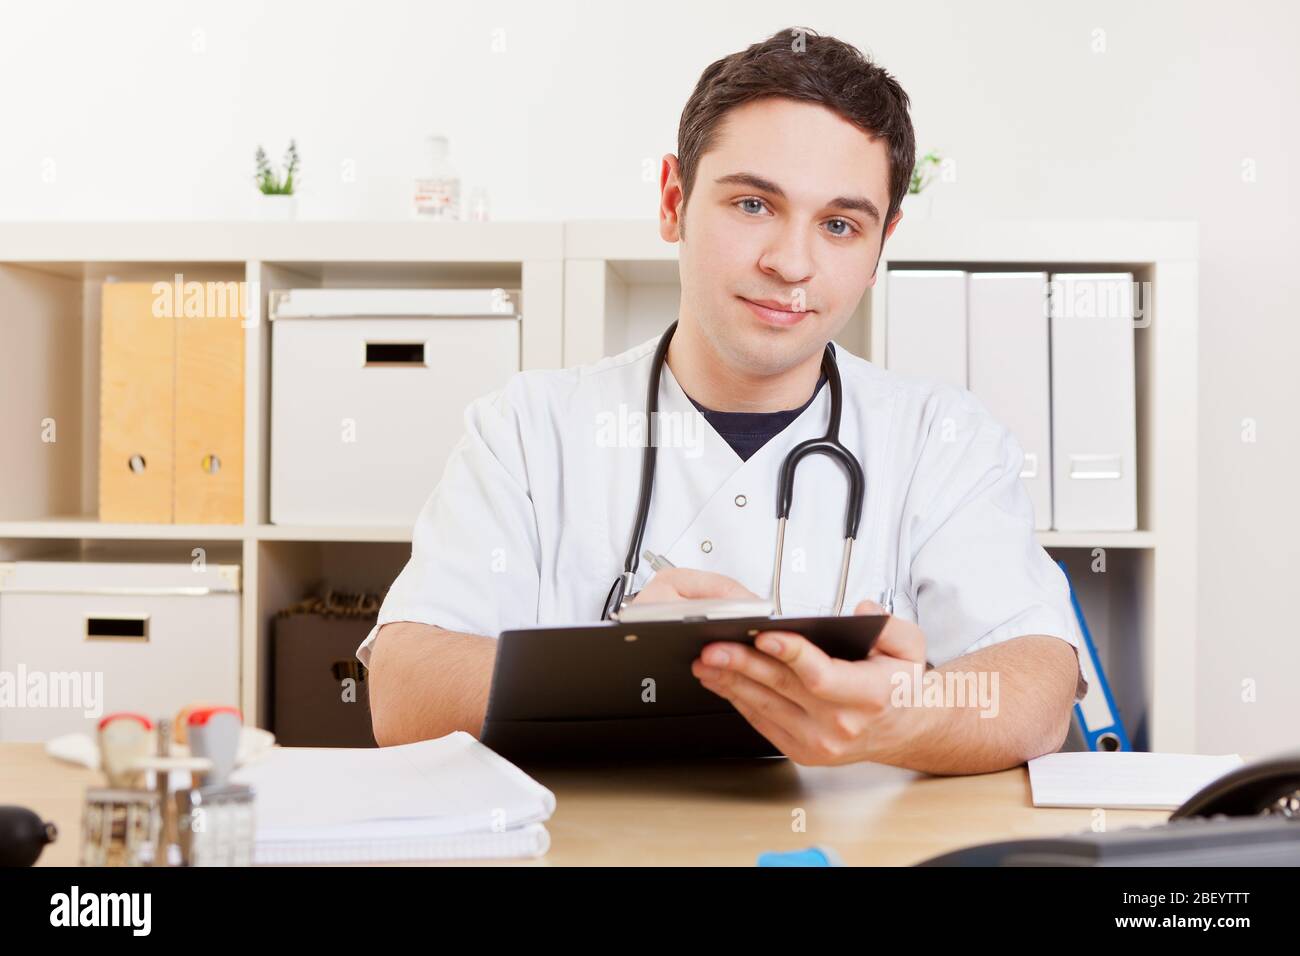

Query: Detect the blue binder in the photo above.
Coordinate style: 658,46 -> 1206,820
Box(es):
1056,560 -> 1131,752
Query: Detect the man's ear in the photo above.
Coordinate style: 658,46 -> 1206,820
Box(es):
659,154 -> 685,243
883,209 -> 903,243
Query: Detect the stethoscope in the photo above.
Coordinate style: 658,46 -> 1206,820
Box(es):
601,319 -> 888,621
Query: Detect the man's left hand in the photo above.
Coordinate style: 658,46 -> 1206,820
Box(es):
691,600 -> 927,765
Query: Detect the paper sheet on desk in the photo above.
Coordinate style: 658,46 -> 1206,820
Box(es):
1028,752 -> 1244,810
230,731 -> 556,835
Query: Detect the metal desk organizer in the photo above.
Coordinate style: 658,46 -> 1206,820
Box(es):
81,716 -> 255,866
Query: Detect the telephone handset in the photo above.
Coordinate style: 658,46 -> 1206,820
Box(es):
1169,752 -> 1300,819
918,753 -> 1300,866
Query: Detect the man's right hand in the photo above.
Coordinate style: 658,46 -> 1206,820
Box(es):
627,567 -> 759,605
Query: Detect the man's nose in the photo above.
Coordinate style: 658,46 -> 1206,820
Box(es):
758,223 -> 815,286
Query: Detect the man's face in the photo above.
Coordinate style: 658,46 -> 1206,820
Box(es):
661,96 -> 899,377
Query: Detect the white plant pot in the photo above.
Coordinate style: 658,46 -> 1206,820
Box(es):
258,194 -> 297,221
902,191 -> 934,221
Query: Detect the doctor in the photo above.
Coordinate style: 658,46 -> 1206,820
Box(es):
361,27 -> 1086,773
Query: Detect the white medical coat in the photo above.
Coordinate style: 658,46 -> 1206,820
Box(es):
357,333 -> 1086,700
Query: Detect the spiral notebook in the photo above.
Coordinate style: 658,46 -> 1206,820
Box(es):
231,732 -> 555,863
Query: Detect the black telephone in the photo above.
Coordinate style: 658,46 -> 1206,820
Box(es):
1169,752 -> 1300,819
918,753 -> 1300,867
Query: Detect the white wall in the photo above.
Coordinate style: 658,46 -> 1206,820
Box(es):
2,0 -> 1296,755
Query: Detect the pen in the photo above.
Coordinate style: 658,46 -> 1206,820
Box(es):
642,550 -> 676,573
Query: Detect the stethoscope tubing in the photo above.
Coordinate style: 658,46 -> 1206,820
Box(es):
603,321 -> 867,620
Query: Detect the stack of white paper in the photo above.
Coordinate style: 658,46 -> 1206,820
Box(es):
1028,751 -> 1244,810
230,732 -> 555,863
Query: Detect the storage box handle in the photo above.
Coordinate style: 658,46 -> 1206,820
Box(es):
363,341 -> 426,367
85,615 -> 150,641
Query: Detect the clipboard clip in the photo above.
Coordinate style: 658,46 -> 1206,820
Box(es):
613,598 -> 776,624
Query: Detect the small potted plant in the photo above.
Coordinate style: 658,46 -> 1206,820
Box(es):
904,150 -> 942,220
254,141 -> 300,220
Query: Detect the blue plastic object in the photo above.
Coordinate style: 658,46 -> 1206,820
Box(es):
757,846 -> 844,867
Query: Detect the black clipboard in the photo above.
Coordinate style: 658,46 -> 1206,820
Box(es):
481,614 -> 888,763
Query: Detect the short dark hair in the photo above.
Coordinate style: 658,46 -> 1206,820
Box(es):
676,27 -> 915,236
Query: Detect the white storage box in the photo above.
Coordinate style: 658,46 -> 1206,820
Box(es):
0,561 -> 241,742
269,288 -> 521,526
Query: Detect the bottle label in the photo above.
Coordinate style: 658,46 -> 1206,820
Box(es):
414,177 -> 461,219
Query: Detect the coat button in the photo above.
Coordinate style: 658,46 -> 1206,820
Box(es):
734,494 -> 747,507
700,540 -> 713,554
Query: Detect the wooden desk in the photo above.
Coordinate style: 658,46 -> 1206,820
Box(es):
0,743 -> 1170,866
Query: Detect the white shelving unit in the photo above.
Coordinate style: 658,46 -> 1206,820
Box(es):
563,219 -> 1199,753
1,219 -> 1197,752
0,223 -> 564,727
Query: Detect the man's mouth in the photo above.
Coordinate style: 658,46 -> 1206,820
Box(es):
737,296 -> 813,328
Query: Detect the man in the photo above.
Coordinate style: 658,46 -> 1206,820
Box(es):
360,27 -> 1086,773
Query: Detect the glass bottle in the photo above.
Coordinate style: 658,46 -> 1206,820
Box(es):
413,135 -> 460,220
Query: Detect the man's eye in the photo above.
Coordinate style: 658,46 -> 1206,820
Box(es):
737,198 -> 768,215
825,218 -> 857,237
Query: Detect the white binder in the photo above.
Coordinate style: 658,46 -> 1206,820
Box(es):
1049,273 -> 1138,531
885,270 -> 967,388
968,273 -> 1052,530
